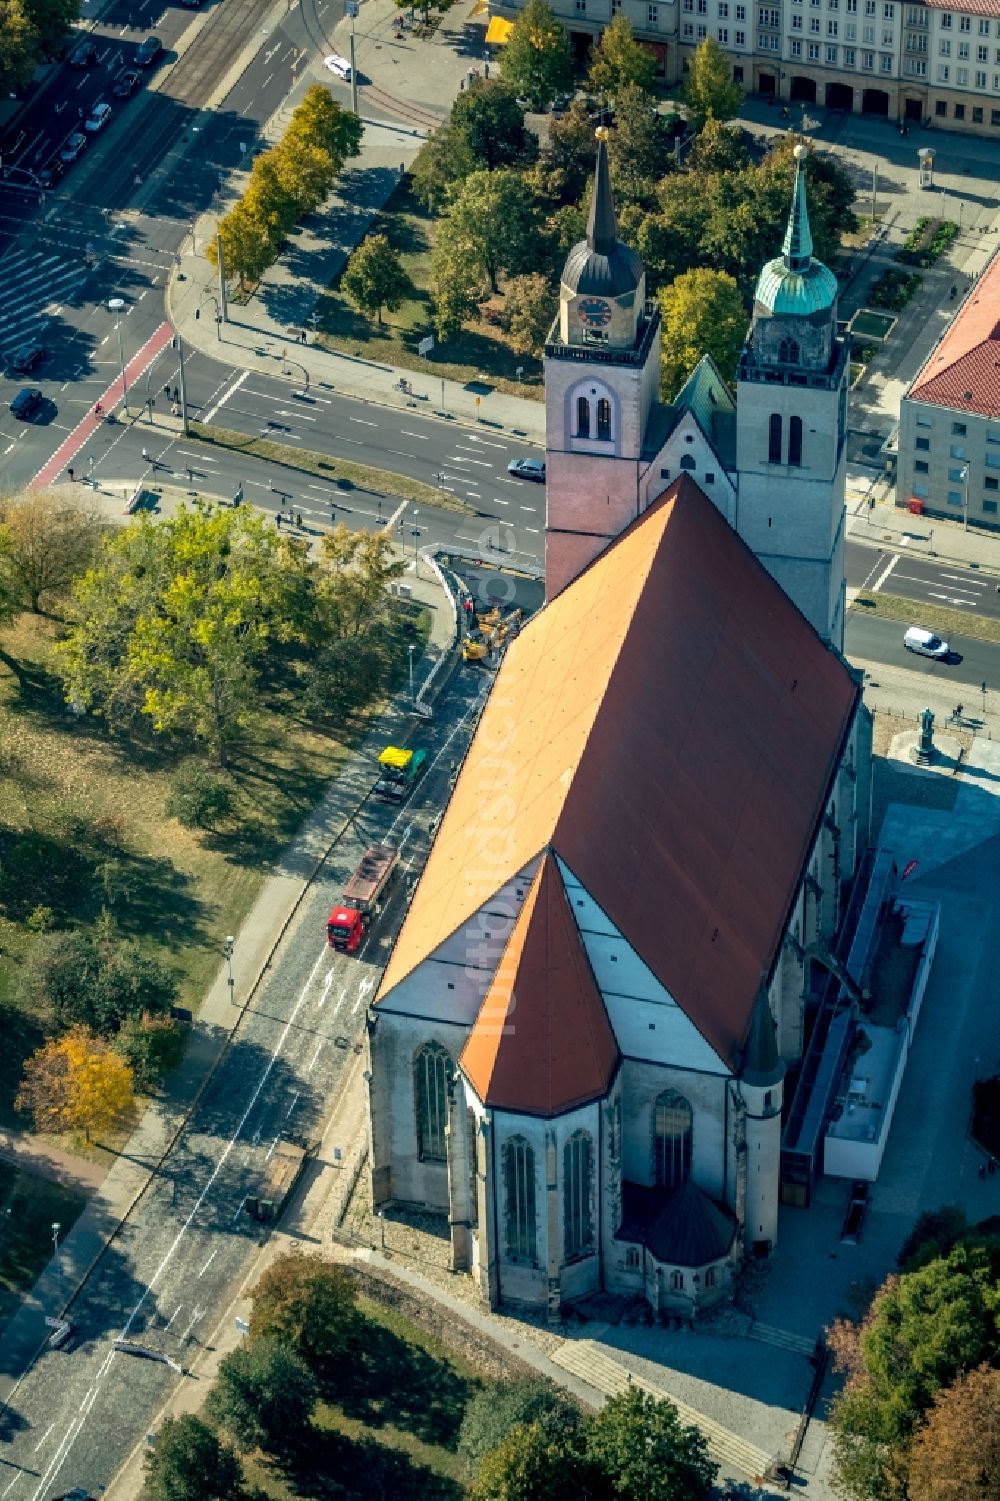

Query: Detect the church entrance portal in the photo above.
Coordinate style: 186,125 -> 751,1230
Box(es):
862,88 -> 890,116
826,81 -> 853,111
789,75 -> 817,103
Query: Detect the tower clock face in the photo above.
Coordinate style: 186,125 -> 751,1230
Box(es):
578,297 -> 612,328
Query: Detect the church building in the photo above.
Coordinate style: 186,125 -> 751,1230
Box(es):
365,141 -> 871,1321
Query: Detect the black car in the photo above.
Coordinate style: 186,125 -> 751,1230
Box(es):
9,387 -> 43,420
6,343 -> 45,377
37,159 -> 64,189
60,132 -> 87,164
135,34 -> 161,66
113,69 -> 141,97
68,39 -> 97,66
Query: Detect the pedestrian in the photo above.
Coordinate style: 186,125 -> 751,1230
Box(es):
163,383 -> 171,396
187,466 -> 193,484
171,402 -> 179,417
295,512 -> 303,528
484,60 -> 489,77
276,512 -> 283,529
94,401 -> 103,417
67,466 -> 74,482
142,447 -> 150,463
172,386 -> 179,404
300,328 -> 306,344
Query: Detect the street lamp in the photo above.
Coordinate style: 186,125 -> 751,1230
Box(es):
411,509 -> 420,570
108,298 -> 128,415
223,935 -> 235,1003
408,643 -> 415,705
961,463 -> 970,533
51,1221 -> 61,1256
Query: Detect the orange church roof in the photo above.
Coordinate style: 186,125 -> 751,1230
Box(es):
909,250 -> 1000,418
460,853 -> 619,1115
376,476 -> 858,1071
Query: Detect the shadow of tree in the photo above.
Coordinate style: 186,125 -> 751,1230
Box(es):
334,1318 -> 475,1449
276,1423 -> 463,1500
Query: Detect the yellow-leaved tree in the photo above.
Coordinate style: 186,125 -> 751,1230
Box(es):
17,1027 -> 135,1142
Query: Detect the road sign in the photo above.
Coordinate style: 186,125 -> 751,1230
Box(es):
239,141 -> 247,155
417,334 -> 434,356
475,396 -> 481,407
347,1 -> 359,14
234,1317 -> 250,1336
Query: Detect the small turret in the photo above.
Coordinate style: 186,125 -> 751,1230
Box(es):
740,988 -> 783,1256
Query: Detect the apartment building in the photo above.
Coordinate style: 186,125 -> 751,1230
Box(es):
896,250 -> 1000,529
490,0 -> 1000,134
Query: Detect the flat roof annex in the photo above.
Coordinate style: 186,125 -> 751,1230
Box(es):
376,476 -> 858,1070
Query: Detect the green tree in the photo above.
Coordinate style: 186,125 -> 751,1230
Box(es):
207,1337 -> 318,1455
588,15 -> 656,99
586,1387 -> 717,1501
0,490 -> 101,613
114,1015 -> 185,1093
284,84 -> 363,169
543,97 -> 601,205
658,267 -> 746,397
451,79 -> 538,171
56,502 -> 300,764
499,0 -> 573,111
24,0 -> 77,59
0,0 -> 41,92
898,1205 -> 970,1274
438,169 -> 538,294
432,236 -> 482,339
143,1414 -> 245,1501
249,1251 -> 360,1388
682,36 -> 744,130
470,1420 -> 591,1501
828,1247 -> 1000,1501
459,1380 -> 582,1470
688,114 -> 750,174
607,83 -> 669,202
502,274 -> 555,357
342,233 -> 412,325
637,176 -> 711,291
165,762 -> 236,829
208,197 -> 278,290
17,930 -> 178,1036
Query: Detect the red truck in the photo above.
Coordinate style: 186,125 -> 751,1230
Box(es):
326,843 -> 399,954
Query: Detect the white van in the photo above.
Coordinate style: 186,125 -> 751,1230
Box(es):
324,53 -> 352,81
904,626 -> 950,659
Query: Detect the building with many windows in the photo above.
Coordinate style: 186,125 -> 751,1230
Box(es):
366,145 -> 871,1320
489,0 -> 1000,134
896,249 -> 1000,528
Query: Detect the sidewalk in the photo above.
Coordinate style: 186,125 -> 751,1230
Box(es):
166,0 -> 545,444
846,475 -> 1000,575
0,486 -> 457,1408
0,1128 -> 107,1196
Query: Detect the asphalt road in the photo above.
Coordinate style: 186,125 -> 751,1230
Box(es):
846,609 -> 1000,692
0,664 -> 494,1501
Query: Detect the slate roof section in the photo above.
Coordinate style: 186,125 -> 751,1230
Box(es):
908,250 -> 1000,419
562,137 -> 644,299
375,475 -> 858,1072
740,989 -> 785,1088
616,1181 -> 737,1266
459,853 -> 619,1116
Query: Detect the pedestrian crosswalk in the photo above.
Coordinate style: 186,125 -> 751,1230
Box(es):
0,245 -> 89,360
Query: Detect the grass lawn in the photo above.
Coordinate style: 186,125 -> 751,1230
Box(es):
0,1163 -> 86,1327
240,1294 -> 482,1498
315,177 -> 544,402
853,589 -> 1000,645
0,601 -> 428,1134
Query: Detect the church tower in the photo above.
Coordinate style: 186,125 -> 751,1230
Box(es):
735,145 -> 848,651
543,132 -> 662,600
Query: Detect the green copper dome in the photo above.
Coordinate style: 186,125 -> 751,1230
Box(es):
754,146 -> 838,318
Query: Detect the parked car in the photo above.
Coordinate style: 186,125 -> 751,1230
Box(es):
6,342 -> 45,377
59,132 -> 88,164
68,39 -> 97,66
135,34 -> 162,66
113,69 -> 141,97
37,159 -> 64,189
507,457 -> 546,482
323,53 -> 352,80
9,387 -> 43,421
904,625 -> 950,659
84,101 -> 112,132
549,94 -> 572,115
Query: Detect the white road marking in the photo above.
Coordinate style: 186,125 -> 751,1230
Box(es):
265,1134 -> 281,1161
33,1424 -> 54,1453
177,449 -> 218,463
165,1304 -> 182,1329
285,1089 -> 300,1118
385,498 -> 408,530
939,571 -> 986,587
400,429 -> 428,439
317,970 -> 334,1008
198,1248 -> 218,1278
230,1195 -> 247,1225
307,1041 -> 323,1073
202,369 -> 248,424
869,554 -> 899,594
349,416 -> 376,426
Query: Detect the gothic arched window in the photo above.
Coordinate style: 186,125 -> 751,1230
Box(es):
679,454 -> 696,471
414,1042 -> 453,1162
788,415 -> 803,466
768,413 -> 783,465
596,398 -> 612,441
504,1136 -> 537,1262
653,1091 -> 693,1189
563,1130 -> 594,1261
576,395 -> 590,438
778,337 -> 800,364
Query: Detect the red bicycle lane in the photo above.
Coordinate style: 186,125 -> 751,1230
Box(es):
32,320 -> 176,487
